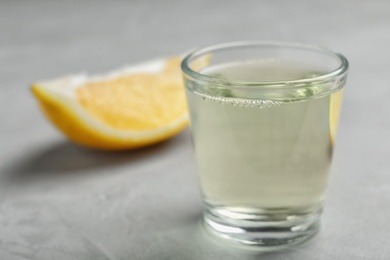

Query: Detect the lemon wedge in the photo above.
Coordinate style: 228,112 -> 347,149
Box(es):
32,57 -> 192,150
329,89 -> 344,144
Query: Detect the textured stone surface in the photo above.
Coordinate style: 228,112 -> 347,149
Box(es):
0,0 -> 389,259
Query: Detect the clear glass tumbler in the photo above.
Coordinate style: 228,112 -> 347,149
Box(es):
181,41 -> 348,250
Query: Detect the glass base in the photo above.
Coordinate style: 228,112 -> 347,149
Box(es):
203,205 -> 321,251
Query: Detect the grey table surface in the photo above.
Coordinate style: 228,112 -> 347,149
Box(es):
1,0 -> 389,259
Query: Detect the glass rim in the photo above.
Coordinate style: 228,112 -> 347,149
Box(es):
181,41 -> 349,89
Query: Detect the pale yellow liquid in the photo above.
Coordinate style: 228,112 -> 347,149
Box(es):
186,62 -> 340,210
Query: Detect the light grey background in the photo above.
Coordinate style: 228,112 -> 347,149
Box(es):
1,0 -> 389,259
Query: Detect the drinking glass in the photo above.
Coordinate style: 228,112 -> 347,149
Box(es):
181,41 -> 348,250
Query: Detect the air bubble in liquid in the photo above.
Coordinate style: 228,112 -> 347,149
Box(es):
194,91 -> 282,109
